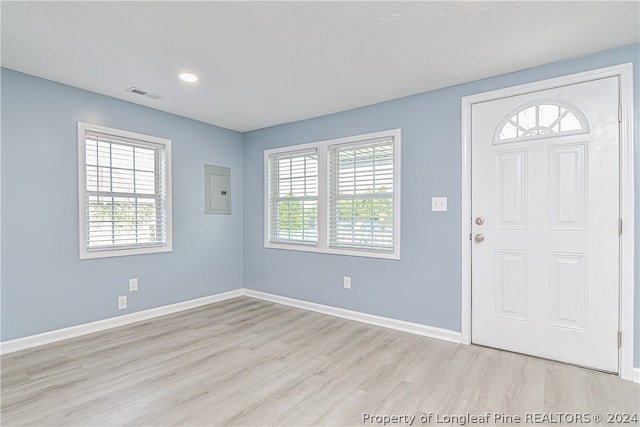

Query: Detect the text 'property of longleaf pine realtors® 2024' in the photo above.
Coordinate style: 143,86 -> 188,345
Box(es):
360,411 -> 639,425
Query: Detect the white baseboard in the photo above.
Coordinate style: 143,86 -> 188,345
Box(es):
634,368 -> 640,383
0,289 -> 243,355
1,287 -> 462,355
1,285 -> 630,380
243,289 -> 462,344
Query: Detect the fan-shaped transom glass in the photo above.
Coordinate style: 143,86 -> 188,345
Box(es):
495,101 -> 588,143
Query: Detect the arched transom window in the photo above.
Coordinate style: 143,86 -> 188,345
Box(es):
495,101 -> 589,143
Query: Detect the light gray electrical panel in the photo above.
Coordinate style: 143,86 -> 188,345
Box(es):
205,165 -> 231,215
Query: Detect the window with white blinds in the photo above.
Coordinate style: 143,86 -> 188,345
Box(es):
268,150 -> 318,244
264,129 -> 400,259
78,122 -> 172,259
329,138 -> 394,252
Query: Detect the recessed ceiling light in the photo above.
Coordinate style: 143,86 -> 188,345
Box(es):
179,72 -> 199,83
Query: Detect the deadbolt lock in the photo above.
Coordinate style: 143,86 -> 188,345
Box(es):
475,217 -> 484,226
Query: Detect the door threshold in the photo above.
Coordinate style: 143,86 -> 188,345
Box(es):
470,343 -> 618,376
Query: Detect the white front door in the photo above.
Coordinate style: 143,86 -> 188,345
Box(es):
471,76 -> 620,372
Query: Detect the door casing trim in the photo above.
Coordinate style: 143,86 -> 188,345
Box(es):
460,63 -> 635,381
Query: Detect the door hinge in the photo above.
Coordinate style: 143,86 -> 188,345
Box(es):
618,331 -> 622,348
618,218 -> 622,236
618,105 -> 622,122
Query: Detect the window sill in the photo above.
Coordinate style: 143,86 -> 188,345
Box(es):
264,241 -> 399,260
80,244 -> 172,260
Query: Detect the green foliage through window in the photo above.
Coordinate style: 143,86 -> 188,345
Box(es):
88,199 -> 158,246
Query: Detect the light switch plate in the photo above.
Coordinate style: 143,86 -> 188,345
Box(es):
432,197 -> 447,212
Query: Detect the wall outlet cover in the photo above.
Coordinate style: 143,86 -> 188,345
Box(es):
432,196 -> 448,212
118,296 -> 127,310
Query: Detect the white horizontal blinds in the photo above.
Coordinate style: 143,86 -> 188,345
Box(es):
329,137 -> 394,252
270,149 -> 318,244
84,130 -> 166,250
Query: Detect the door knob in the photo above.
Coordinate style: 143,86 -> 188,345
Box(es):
474,234 -> 485,243
475,217 -> 484,225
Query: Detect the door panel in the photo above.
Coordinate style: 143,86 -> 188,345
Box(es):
548,253 -> 587,329
494,250 -> 528,321
494,150 -> 527,229
548,143 -> 587,229
471,76 -> 619,372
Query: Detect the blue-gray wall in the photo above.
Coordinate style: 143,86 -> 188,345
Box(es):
242,44 -> 640,367
1,68 -> 244,341
1,44 -> 638,368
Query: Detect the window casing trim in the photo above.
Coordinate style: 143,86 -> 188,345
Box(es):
78,122 -> 173,259
264,129 -> 401,260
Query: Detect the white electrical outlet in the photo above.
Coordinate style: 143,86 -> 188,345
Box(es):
118,295 -> 127,310
129,278 -> 138,292
431,196 -> 448,212
343,276 -> 351,289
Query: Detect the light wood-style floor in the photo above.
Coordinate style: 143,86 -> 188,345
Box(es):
2,297 -> 638,426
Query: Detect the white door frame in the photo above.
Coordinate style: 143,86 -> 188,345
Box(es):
460,63 -> 635,381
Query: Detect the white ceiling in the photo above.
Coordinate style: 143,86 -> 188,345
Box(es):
2,1 -> 638,132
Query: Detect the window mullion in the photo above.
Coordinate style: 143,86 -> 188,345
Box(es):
317,144 -> 328,251
288,158 -> 293,238
109,142 -> 115,246
350,149 -> 356,244
371,145 -> 377,243
133,146 -> 138,244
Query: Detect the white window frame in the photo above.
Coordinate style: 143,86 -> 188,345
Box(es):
267,148 -> 320,246
77,122 -> 173,259
264,129 -> 401,260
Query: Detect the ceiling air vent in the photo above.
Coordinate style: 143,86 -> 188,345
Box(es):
126,87 -> 164,100
127,87 -> 147,95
